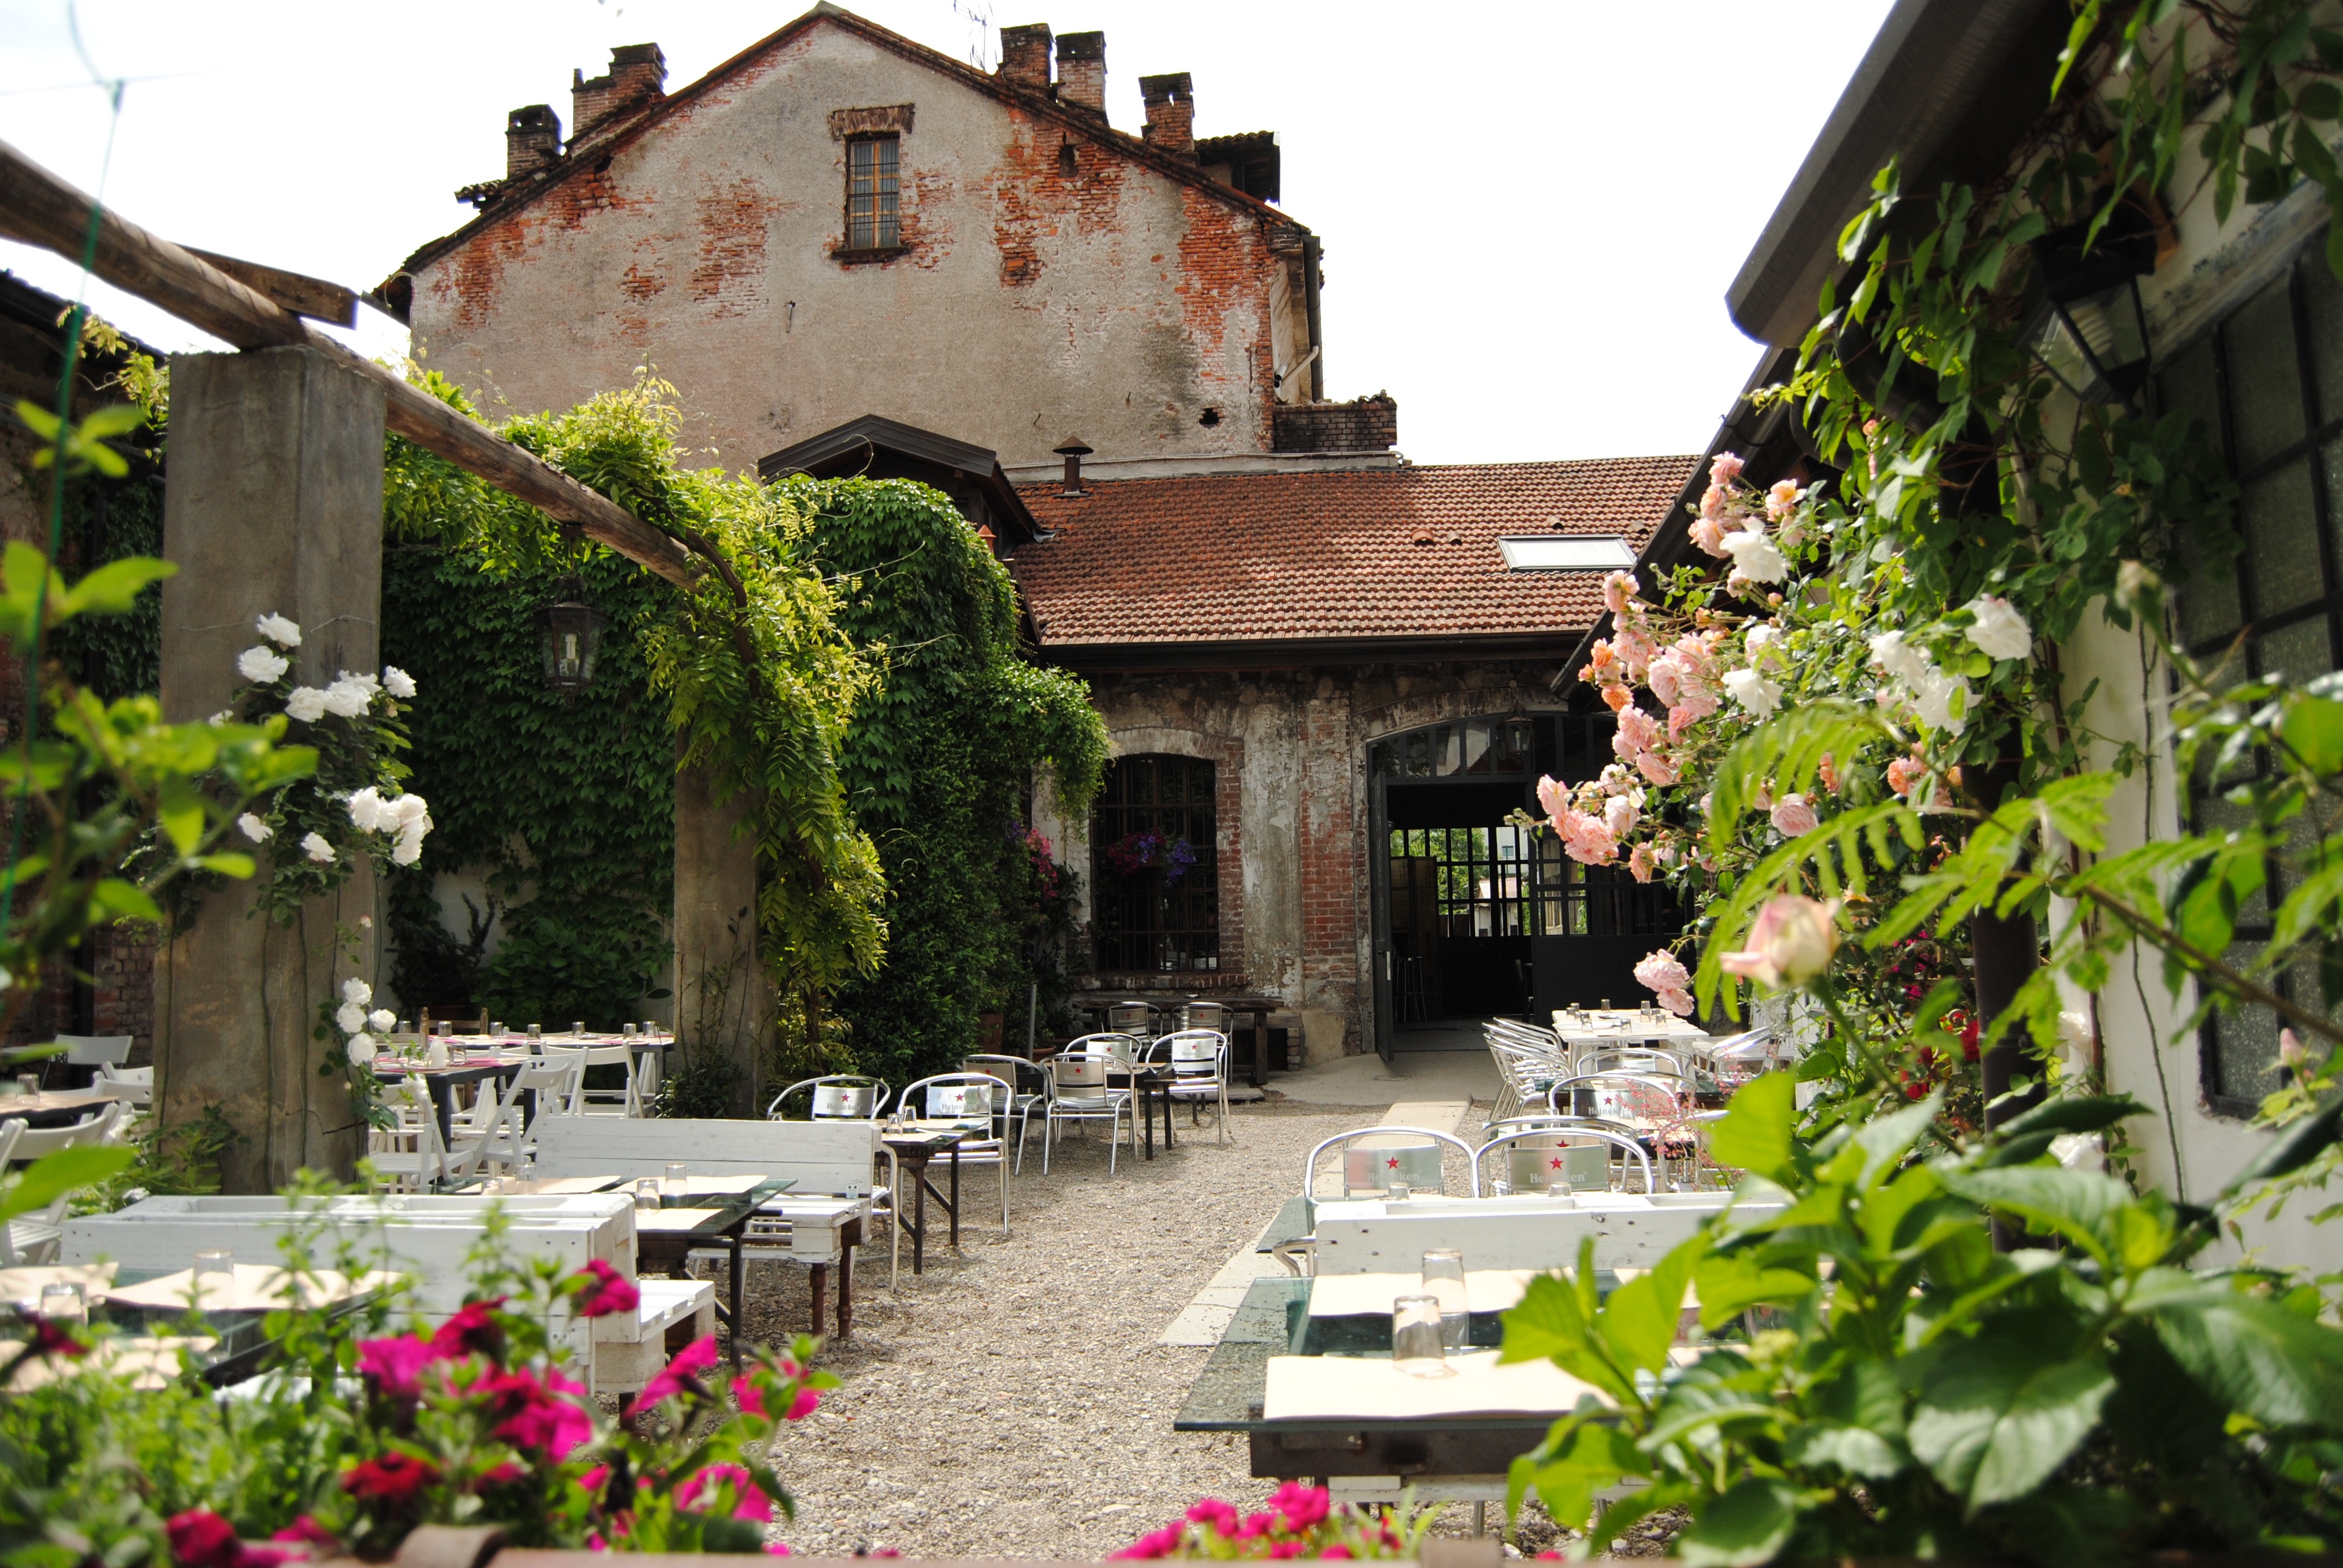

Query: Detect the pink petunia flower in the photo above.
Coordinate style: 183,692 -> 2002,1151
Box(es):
573,1259 -> 640,1320
634,1335 -> 719,1410
356,1336 -> 434,1400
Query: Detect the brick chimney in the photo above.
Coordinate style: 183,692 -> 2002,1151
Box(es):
1055,31 -> 1106,117
998,23 -> 1053,91
572,43 -> 667,142
505,103 -> 563,180
1139,73 -> 1194,158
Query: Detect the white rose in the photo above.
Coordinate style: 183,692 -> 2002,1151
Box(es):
382,666 -> 417,699
301,831 -> 335,864
345,787 -> 385,833
1745,624 -> 1783,667
320,679 -> 373,719
236,645 -> 289,685
336,1000 -> 368,1034
254,612 -> 303,648
1720,525 -> 1788,584
1964,594 -> 2033,661
1910,668 -> 1971,736
346,1032 -> 375,1065
384,792 -> 430,828
1867,629 -> 1931,686
392,818 -> 427,866
237,812 -> 272,843
369,1008 -> 396,1032
208,710 -> 234,727
342,977 -> 372,1005
1722,666 -> 1783,720
284,687 -> 328,723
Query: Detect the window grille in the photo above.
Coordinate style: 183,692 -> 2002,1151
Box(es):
1092,755 -> 1219,974
847,136 -> 899,250
2158,238 -> 2343,1114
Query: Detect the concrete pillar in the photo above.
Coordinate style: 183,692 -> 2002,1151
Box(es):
155,346 -> 384,1192
672,760 -> 770,1113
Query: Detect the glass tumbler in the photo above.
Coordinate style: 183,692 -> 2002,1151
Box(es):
633,1178 -> 661,1211
39,1281 -> 86,1324
1421,1248 -> 1469,1351
193,1249 -> 234,1299
1391,1293 -> 1450,1378
663,1162 -> 689,1200
14,1074 -> 36,1099
1384,1180 -> 1411,1204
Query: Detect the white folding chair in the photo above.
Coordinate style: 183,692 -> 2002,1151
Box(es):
542,1042 -> 643,1117
1160,1028 -> 1231,1144
1043,1051 -> 1135,1174
453,1058 -> 582,1177
368,1077 -> 449,1191
93,1063 -> 153,1109
46,1034 -> 131,1090
2,1103 -> 125,1264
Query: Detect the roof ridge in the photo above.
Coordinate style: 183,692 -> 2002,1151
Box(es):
392,2 -> 1306,283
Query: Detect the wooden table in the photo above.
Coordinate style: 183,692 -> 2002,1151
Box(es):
879,1126 -> 963,1275
0,1085 -> 132,1133
631,1178 -> 791,1369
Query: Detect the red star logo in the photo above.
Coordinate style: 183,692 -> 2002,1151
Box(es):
1550,1156 -> 1564,1169
1386,1156 -> 1401,1169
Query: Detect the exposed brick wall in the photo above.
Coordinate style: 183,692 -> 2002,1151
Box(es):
1273,393 -> 1398,453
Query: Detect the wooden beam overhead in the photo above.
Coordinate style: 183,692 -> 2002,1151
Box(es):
183,247 -> 359,328
0,137 -> 701,589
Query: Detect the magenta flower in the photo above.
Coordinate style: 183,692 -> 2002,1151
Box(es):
1109,1526 -> 1186,1560
680,1463 -> 775,1522
1187,1499 -> 1240,1535
429,1299 -> 507,1361
573,1259 -> 640,1319
633,1334 -> 719,1410
1269,1483 -> 1331,1532
356,1336 -> 434,1399
784,1386 -> 820,1420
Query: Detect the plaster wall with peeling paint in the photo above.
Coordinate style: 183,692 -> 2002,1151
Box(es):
403,16 -> 1308,474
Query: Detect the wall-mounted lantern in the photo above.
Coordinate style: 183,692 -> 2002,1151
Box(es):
2020,203 -> 2159,407
540,574 -> 607,698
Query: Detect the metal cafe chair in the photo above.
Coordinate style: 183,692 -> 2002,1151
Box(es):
768,1074 -> 892,1122
1104,1000 -> 1164,1040
1043,1051 -> 1136,1174
1160,1028 -> 1232,1144
1065,1030 -> 1142,1068
1300,1125 -> 1480,1201
1545,1071 -> 1693,1129
962,1055 -> 1047,1172
902,1072 -> 1017,1237
1181,1000 -> 1233,1034
1475,1119 -> 1656,1196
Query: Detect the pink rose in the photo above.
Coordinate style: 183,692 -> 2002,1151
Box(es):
1688,513 -> 1731,558
1536,775 -> 1569,823
1602,571 -> 1639,618
1710,452 -> 1745,486
1634,951 -> 1691,994
1765,478 -> 1803,521
1719,897 -> 1841,989
1628,843 -> 1656,883
1634,748 -> 1679,786
1886,754 -> 1924,798
1613,708 -> 1662,759
1602,683 -> 1634,712
1770,793 -> 1818,837
1656,987 -> 1696,1018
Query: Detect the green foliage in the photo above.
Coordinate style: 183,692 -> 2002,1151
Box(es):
380,541 -> 676,1028
46,472 -> 163,703
781,477 -> 1108,1085
1503,1088 -> 2343,1563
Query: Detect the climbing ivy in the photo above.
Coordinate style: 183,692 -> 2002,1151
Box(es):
784,477 -> 1107,1085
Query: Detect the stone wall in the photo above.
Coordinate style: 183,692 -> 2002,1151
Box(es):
405,16 -> 1314,474
1272,393 -> 1398,453
1030,659 -> 1565,1065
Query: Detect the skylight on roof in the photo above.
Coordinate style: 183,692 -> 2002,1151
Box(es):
1497,536 -> 1637,572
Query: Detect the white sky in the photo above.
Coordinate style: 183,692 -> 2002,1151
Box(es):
0,0 -> 1895,466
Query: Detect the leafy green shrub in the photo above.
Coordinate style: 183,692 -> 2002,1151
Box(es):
1502,1073 -> 2343,1563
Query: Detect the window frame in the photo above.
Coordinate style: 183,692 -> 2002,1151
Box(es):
843,133 -> 901,254
2157,232 -> 2343,1117
1090,754 -> 1221,976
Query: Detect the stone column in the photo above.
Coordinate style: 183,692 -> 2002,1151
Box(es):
672,759 -> 770,1113
154,345 -> 384,1192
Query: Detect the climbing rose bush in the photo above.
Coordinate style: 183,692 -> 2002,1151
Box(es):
1112,1485 -> 1421,1560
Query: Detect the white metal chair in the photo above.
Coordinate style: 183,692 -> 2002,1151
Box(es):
901,1073 -> 1016,1238
369,1077 -> 450,1191
767,1074 -> 891,1122
1159,1028 -> 1231,1143
1043,1050 -> 1135,1174
1301,1125 -> 1480,1200
1181,1001 -> 1233,1034
541,1042 -> 644,1117
1546,1071 -> 1691,1128
1104,1001 -> 1162,1040
1475,1120 -> 1656,1195
1,1103 -> 126,1263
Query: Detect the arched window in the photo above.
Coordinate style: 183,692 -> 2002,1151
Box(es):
1092,754 -> 1219,975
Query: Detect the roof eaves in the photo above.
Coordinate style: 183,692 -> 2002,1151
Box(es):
392,2 -> 1306,283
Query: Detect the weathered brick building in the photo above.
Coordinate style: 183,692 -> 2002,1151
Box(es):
388,5 -> 1700,1061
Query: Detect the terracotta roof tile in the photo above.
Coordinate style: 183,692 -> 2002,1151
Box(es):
1010,456 -> 1697,649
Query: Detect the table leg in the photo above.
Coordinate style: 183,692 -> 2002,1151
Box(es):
1142,1085 -> 1155,1160
909,1155 -> 927,1275
809,1261 -> 827,1338
729,1229 -> 745,1368
1164,1082 -> 1175,1149
838,1218 -> 858,1338
428,1077 -> 458,1166
948,1145 -> 960,1249
1251,1012 -> 1267,1089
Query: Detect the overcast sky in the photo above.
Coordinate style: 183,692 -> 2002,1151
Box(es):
1,0 -> 1894,466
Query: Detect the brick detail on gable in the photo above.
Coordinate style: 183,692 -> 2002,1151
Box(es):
1273,393 -> 1397,453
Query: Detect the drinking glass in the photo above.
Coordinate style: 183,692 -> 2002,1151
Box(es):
491,1021 -> 506,1039
193,1249 -> 234,1297
572,1021 -> 586,1037
1391,1294 -> 1450,1377
13,1074 -> 35,1100
633,1178 -> 660,1211
1384,1180 -> 1411,1204
663,1161 -> 689,1200
1545,1169 -> 1575,1200
623,1022 -> 638,1039
1487,1178 -> 1512,1198
1421,1249 -> 1469,1351
39,1281 -> 86,1324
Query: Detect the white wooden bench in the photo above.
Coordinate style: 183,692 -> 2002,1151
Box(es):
61,1194 -> 712,1394
532,1118 -> 879,1336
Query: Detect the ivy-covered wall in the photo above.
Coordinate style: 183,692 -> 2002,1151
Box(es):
378,543 -> 675,1029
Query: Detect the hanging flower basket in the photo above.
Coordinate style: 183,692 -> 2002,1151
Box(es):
1103,831 -> 1198,886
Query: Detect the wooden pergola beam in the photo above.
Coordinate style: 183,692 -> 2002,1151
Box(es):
0,137 -> 701,589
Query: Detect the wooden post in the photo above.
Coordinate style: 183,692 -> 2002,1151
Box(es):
154,345 -> 384,1191
672,760 -> 772,1115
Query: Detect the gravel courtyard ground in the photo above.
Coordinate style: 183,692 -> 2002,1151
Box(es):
725,1101 -> 1368,1558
